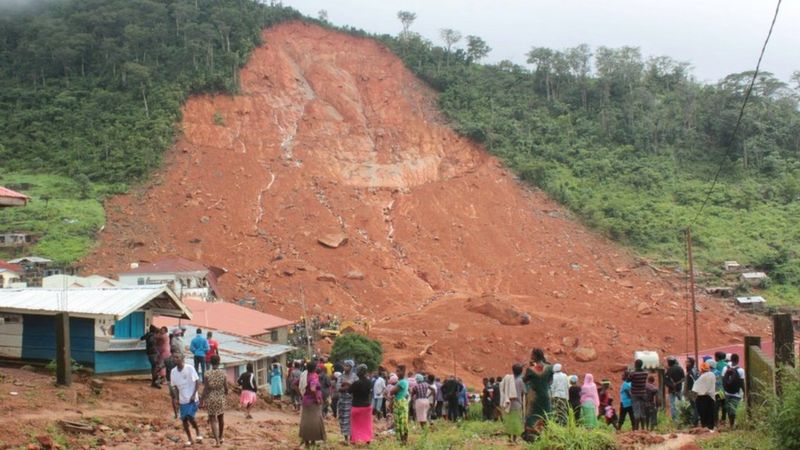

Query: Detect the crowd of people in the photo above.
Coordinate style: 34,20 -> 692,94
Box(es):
146,329 -> 748,447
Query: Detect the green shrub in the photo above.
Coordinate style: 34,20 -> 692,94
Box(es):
330,333 -> 383,372
767,368 -> 800,449
529,411 -> 616,450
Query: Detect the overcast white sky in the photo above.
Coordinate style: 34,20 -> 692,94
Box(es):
284,0 -> 798,84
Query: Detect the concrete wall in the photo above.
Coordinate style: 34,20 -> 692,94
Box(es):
0,313 -> 22,358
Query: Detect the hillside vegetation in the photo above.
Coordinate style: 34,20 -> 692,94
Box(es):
0,1 -> 798,302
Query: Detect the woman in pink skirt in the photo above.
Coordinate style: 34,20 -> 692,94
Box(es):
348,364 -> 374,444
237,363 -> 258,419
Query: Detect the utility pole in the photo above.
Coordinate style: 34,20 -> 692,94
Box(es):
299,287 -> 312,358
686,227 -> 700,366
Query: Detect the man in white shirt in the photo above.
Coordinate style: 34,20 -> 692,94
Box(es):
372,371 -> 386,418
170,354 -> 203,446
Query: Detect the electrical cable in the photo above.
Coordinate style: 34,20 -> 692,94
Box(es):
690,0 -> 782,226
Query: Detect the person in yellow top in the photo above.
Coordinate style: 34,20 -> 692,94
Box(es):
324,358 -> 334,377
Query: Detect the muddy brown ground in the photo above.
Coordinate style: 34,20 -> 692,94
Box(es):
83,22 -> 770,386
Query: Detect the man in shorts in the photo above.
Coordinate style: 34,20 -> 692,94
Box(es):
170,354 -> 204,446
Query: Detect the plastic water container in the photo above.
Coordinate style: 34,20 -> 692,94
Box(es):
634,351 -> 661,369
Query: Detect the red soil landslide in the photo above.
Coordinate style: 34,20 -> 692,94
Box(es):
84,22 -> 769,385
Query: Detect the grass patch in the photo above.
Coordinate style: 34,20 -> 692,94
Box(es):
0,171 -> 113,265
698,430 -> 771,450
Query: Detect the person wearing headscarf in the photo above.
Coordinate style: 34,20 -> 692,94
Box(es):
336,360 -> 357,443
523,348 -> 553,434
390,365 -> 410,444
270,363 -> 284,400
411,373 -> 432,427
299,361 -> 326,447
580,374 -> 600,428
348,364 -> 373,444
500,364 -> 524,442
692,361 -> 717,430
550,363 -> 570,425
568,375 -> 582,421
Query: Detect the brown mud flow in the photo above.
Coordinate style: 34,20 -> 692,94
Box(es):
84,22 -> 769,385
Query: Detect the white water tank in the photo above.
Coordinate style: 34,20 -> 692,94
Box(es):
634,351 -> 661,370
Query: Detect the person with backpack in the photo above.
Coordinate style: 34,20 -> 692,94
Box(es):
722,353 -> 745,428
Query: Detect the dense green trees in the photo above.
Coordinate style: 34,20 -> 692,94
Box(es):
0,0 -> 301,182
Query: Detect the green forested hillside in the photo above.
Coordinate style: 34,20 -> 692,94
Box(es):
368,27 -> 800,302
0,2 -> 798,302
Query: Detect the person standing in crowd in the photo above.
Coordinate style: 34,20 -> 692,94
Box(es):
645,375 -> 660,430
155,326 -> 171,387
426,374 -> 438,422
684,357 -> 700,426
324,358 -> 334,377
500,364 -> 524,443
331,371 -> 341,419
618,372 -> 633,430
170,354 -> 203,446
237,363 -> 258,419
434,377 -> 444,419
140,325 -> 159,388
458,378 -> 469,419
201,355 -> 227,447
205,331 -> 219,371
629,359 -> 649,431
693,361 -> 717,431
412,374 -> 432,428
390,365 -> 410,445
568,375 -> 582,422
598,379 -> 613,420
665,356 -> 685,423
289,362 -> 303,411
491,376 -> 502,420
299,361 -> 326,447
713,352 -> 729,424
270,363 -> 284,401
580,373 -> 600,428
550,364 -> 570,425
319,367 -> 332,418
372,370 -> 386,419
336,360 -> 357,444
349,364 -> 373,444
441,376 -> 460,421
482,378 -> 494,421
722,353 -> 745,429
189,329 -> 209,381
523,348 -> 553,433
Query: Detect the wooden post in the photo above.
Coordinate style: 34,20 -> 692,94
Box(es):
55,312 -> 71,386
743,335 -> 761,415
686,228 -> 700,366
773,313 -> 795,397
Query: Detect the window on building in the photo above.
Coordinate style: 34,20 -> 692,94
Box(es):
137,278 -> 145,285
270,330 -> 279,342
114,312 -> 145,339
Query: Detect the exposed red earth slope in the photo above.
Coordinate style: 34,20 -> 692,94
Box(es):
84,22 -> 770,385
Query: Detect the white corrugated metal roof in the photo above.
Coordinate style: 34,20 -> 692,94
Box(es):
171,328 -> 294,365
7,256 -> 52,264
741,272 -> 768,279
736,296 -> 766,304
0,287 -> 192,320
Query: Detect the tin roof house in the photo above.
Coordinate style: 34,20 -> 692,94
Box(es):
0,287 -> 191,374
118,258 -> 226,301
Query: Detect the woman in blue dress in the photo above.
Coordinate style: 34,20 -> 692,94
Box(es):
270,363 -> 284,400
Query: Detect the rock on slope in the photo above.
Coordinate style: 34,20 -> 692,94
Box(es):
84,22 -> 768,383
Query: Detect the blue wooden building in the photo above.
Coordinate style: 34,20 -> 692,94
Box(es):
0,286 -> 191,374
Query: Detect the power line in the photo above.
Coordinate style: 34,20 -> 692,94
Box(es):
690,0 -> 782,226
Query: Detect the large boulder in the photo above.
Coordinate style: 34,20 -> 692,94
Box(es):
574,346 -> 598,362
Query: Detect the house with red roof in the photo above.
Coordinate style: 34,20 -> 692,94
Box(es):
154,298 -> 296,383
0,261 -> 23,288
118,257 -> 226,301
0,186 -> 29,208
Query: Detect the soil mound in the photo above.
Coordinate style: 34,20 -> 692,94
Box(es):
83,22 -> 768,385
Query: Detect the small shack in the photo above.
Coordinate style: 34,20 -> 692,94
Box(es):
740,272 -> 768,286
0,261 -> 23,288
0,287 -> 191,374
118,258 -> 226,301
723,261 -> 742,273
735,296 -> 766,310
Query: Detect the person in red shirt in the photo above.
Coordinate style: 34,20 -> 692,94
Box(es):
205,331 -> 219,364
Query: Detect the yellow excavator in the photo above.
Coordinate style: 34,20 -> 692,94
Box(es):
318,320 -> 369,338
